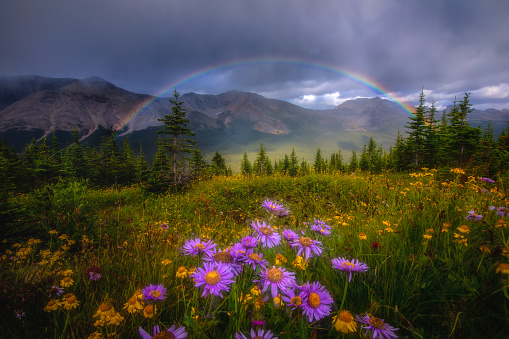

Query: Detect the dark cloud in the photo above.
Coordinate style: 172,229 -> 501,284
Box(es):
0,0 -> 508,109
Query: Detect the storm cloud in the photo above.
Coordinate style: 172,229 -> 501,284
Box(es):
1,0 -> 508,110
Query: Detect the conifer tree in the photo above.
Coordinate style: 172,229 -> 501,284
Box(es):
157,89 -> 196,183
240,152 -> 253,175
189,147 -> 208,177
349,149 -> 358,172
211,150 -> 227,176
359,145 -> 369,171
253,143 -> 268,175
135,144 -> 151,182
313,148 -> 326,173
406,88 -> 427,167
289,148 -> 299,176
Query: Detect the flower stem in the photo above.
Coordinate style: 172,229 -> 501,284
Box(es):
338,278 -> 349,312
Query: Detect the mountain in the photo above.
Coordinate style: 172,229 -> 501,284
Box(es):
0,75 -> 507,167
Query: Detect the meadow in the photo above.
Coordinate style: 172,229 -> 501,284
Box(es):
1,169 -> 509,338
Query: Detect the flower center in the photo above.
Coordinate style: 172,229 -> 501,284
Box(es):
248,253 -> 261,261
369,317 -> 386,329
267,268 -> 284,283
204,270 -> 221,285
63,277 -> 71,282
342,262 -> 355,270
259,226 -> 274,236
99,303 -> 112,312
213,252 -> 233,263
154,332 -> 175,339
337,310 -> 353,323
194,243 -> 205,251
144,305 -> 154,315
308,292 -> 321,308
177,266 -> 186,273
290,296 -> 302,306
150,290 -> 161,298
67,296 -> 77,304
299,237 -> 313,247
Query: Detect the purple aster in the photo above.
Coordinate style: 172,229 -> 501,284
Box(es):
465,210 -> 483,221
139,324 -> 188,339
243,248 -> 268,271
254,266 -> 297,299
49,285 -> 64,298
142,283 -> 167,301
308,220 -> 332,236
356,313 -> 399,339
300,281 -> 333,322
181,238 -> 216,257
235,328 -> 279,339
289,236 -> 323,260
261,199 -> 285,213
203,247 -> 243,276
251,221 -> 281,248
88,272 -> 102,281
331,257 -> 369,282
192,262 -> 235,298
480,177 -> 495,184
282,229 -> 299,241
160,222 -> 169,230
230,242 -> 247,264
241,235 -> 259,249
282,288 -> 303,310
496,206 -> 509,218
15,310 -> 25,319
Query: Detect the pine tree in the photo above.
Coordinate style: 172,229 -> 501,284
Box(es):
313,148 -> 326,173
211,151 -> 227,176
189,147 -> 208,177
135,144 -> 151,182
422,100 -> 440,167
253,143 -> 268,176
240,152 -> 253,175
289,148 -> 299,176
349,149 -> 358,172
405,88 -> 427,167
157,89 -> 196,183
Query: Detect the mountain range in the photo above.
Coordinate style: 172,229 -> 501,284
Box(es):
1,75 -> 508,167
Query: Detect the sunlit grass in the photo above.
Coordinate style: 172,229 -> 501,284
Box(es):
1,169 -> 508,338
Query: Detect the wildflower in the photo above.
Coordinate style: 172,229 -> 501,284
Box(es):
254,266 -> 296,299
88,331 -> 104,339
331,257 -> 369,282
292,256 -> 308,271
60,293 -> 80,310
123,293 -> 144,314
139,324 -> 188,339
251,221 -> 281,248
496,263 -> 509,274
106,312 -> 124,326
282,229 -> 299,241
49,286 -> 64,298
235,328 -> 278,339
466,210 -> 483,221
230,242 -> 247,264
423,234 -> 432,240
496,219 -> 508,228
60,269 -> 73,276
450,168 -> 465,175
15,310 -> 25,319
244,249 -> 268,271
356,313 -> 399,339
333,310 -> 358,333
300,281 -> 333,322
203,247 -> 242,276
273,294 -> 284,308
282,288 -> 303,309
58,234 -> 68,241
309,220 -> 332,235
161,259 -> 172,265
252,320 -> 265,327
480,177 -> 495,183
496,207 -> 509,218
479,246 -> 491,254
371,242 -> 379,250
275,253 -> 287,266
176,266 -> 188,279
94,302 -> 115,319
192,262 -> 235,298
289,236 -> 323,260
457,225 -> 470,234
60,276 -> 74,287
142,283 -> 167,302
385,227 -> 394,233
241,235 -> 259,249
143,304 -> 156,318
250,285 -> 261,296
261,199 -> 285,214
160,222 -> 169,230
49,229 -> 58,235
87,266 -> 102,281
358,233 -> 367,240
181,238 -> 216,257
44,299 -> 60,312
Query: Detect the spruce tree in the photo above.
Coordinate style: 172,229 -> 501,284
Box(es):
313,148 -> 326,173
157,89 -> 196,183
405,88 -> 427,167
289,148 -> 299,176
349,149 -> 358,172
253,143 -> 268,176
211,150 -> 227,176
189,147 -> 208,177
240,152 -> 253,175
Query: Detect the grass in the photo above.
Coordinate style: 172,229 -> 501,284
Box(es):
1,169 -> 509,338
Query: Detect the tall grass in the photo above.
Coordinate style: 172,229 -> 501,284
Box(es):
1,169 -> 508,338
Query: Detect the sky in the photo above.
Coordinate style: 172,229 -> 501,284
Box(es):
1,0 -> 509,111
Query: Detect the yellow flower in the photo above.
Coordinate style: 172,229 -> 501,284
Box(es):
385,227 -> 394,233
333,310 -> 357,333
123,296 -> 144,314
161,259 -> 172,266
43,299 -> 60,312
250,285 -> 261,297
28,238 -> 41,245
275,253 -> 287,266
49,229 -> 58,235
94,319 -> 106,327
495,220 -> 508,228
426,228 -> 434,234
479,246 -> 491,254
87,331 -> 105,339
60,293 -> 80,310
254,296 -> 265,311
292,256 -> 308,271
358,233 -> 367,240
106,312 -> 124,326
496,263 -> 509,274
273,294 -> 284,308
94,302 -> 115,319
423,234 -> 432,240
143,304 -> 156,318
60,276 -> 74,287
176,266 -> 188,278
457,225 -> 470,234
58,234 -> 68,241
61,269 -> 73,276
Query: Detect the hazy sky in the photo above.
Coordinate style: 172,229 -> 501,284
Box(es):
1,0 -> 508,110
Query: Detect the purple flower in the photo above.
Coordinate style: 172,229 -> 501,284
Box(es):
203,247 -> 243,276
49,286 -> 64,298
243,248 -> 268,271
192,262 -> 235,298
331,257 -> 369,282
356,313 -> 399,339
300,281 -> 334,322
289,236 -> 323,260
229,242 -> 247,264
261,199 -> 284,213
181,238 -> 216,257
281,288 -> 303,310
480,177 -> 495,184
235,328 -> 278,339
254,266 -> 296,299
139,324 -> 187,339
308,220 -> 332,235
465,210 -> 483,221
282,229 -> 299,241
251,221 -> 281,248
160,222 -> 169,230
241,235 -> 259,249
88,272 -> 102,281
142,283 -> 167,301
496,206 -> 509,218
15,310 -> 25,319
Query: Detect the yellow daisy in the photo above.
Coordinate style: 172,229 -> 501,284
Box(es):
496,263 -> 509,274
60,276 -> 74,287
143,304 -> 156,318
333,310 -> 357,333
60,293 -> 80,310
43,299 -> 60,312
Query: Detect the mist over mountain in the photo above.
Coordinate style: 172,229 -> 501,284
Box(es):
0,75 -> 507,164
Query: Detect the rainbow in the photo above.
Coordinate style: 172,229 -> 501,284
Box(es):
120,58 -> 415,132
